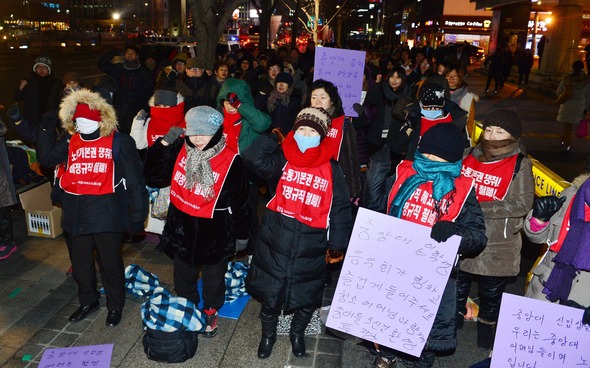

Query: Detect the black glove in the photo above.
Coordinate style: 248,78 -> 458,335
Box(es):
40,110 -> 59,131
226,92 -> 241,109
584,306 -> 590,325
163,126 -> 184,144
353,103 -> 364,116
430,221 -> 458,243
560,299 -> 584,309
136,109 -> 148,121
166,69 -> 179,80
7,103 -> 22,123
532,196 -> 566,222
235,239 -> 249,252
369,145 -> 391,165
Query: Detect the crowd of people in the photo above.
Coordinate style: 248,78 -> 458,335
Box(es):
0,38 -> 590,368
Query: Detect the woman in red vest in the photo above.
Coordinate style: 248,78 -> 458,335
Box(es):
458,109 -> 535,349
364,123 -> 487,368
143,105 -> 250,338
244,107 -> 353,359
37,89 -> 148,327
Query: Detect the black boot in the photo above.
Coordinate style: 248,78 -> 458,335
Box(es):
290,307 -> 314,357
257,311 -> 278,359
477,321 -> 495,350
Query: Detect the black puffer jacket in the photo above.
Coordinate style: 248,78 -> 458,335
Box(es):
243,134 -> 352,311
363,152 -> 487,351
143,131 -> 250,265
97,50 -> 154,112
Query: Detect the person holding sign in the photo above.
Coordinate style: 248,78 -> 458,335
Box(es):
143,106 -> 250,338
524,173 -> 590,325
458,109 -> 535,349
244,107 -> 352,360
306,79 -> 362,203
364,123 -> 487,368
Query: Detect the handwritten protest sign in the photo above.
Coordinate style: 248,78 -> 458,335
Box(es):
39,343 -> 114,368
313,47 -> 365,117
326,207 -> 460,357
491,293 -> 590,368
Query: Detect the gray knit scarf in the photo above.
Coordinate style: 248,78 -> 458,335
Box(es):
267,86 -> 293,113
184,135 -> 226,201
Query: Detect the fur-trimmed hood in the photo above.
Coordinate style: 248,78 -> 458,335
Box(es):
572,173 -> 590,189
59,88 -> 118,137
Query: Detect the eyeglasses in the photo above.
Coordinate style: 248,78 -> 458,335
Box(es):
446,75 -> 459,80
269,66 -> 281,71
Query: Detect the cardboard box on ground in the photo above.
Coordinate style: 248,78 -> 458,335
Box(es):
19,182 -> 63,238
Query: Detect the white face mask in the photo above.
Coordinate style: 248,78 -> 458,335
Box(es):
75,117 -> 100,134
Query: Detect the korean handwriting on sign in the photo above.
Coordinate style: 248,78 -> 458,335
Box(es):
327,208 -> 460,358
492,293 -> 590,368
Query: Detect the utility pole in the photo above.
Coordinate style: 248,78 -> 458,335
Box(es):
314,0 -> 319,44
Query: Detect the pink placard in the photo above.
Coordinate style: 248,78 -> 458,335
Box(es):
326,207 -> 460,357
492,293 -> 590,368
313,47 -> 365,117
39,344 -> 113,368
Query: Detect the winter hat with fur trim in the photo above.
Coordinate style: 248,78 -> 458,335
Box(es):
292,107 -> 331,139
185,106 -> 223,136
33,56 -> 52,74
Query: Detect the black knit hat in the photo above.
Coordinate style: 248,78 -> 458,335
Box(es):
418,123 -> 465,163
482,109 -> 522,139
293,107 -> 331,139
418,83 -> 446,108
275,72 -> 293,86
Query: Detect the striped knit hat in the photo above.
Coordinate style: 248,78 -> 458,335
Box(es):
293,107 -> 331,138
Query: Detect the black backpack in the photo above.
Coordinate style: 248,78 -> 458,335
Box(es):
142,328 -> 198,363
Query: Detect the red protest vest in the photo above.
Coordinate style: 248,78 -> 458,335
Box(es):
222,109 -> 242,154
419,113 -> 453,137
147,103 -> 186,147
60,133 -> 115,195
386,160 -> 473,227
325,115 -> 345,160
267,161 -> 333,229
461,154 -> 517,202
169,144 -> 237,218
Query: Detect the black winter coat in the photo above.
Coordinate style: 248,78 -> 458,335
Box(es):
243,134 -> 353,311
255,89 -> 302,134
363,153 -> 487,351
97,50 -> 154,112
143,132 -> 250,266
364,82 -> 410,147
14,72 -> 61,126
36,129 -> 148,236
